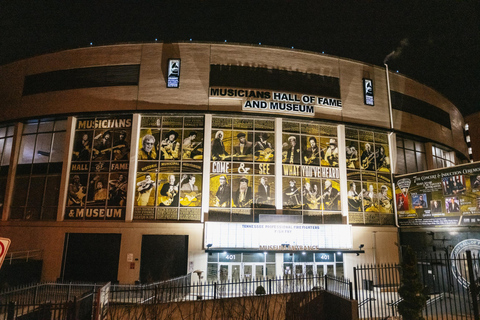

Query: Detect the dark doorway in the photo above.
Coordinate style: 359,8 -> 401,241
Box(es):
140,235 -> 188,283
61,233 -> 121,282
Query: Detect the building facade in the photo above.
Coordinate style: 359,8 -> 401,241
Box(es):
0,43 -> 468,284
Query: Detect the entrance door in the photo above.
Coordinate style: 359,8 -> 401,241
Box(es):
244,264 -> 264,280
219,264 -> 241,282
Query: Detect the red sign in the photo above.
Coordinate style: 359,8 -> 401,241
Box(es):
0,237 -> 11,270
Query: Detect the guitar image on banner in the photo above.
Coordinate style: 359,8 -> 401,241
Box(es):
323,192 -> 339,210
180,192 -> 202,206
159,175 -> 187,206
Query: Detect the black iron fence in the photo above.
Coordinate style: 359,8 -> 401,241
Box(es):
354,252 -> 480,319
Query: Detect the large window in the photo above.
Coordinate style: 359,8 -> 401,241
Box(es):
396,137 -> 426,174
432,145 -> 455,169
10,119 -> 66,220
0,125 -> 15,219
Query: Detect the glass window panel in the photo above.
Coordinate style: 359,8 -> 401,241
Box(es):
243,253 -> 265,263
395,137 -> 403,148
43,175 -> 61,207
0,127 -> 5,138
50,132 -> 65,163
7,126 -> 15,136
9,207 -> 25,220
416,153 -> 426,172
25,207 -> 41,220
266,252 -> 275,262
208,252 -> 218,262
11,176 -> 29,206
54,120 -> 67,131
38,121 -> 54,133
33,133 -> 53,163
284,253 -> 293,263
293,252 -> 314,263
396,148 -> 406,175
266,264 -> 276,279
27,176 -> 46,207
415,142 -> 425,152
207,263 -> 218,282
405,150 -> 417,173
41,207 -> 57,220
336,263 -> 344,278
18,135 -> 36,164
23,122 -> 38,134
0,139 -> 4,161
1,137 -> 12,166
404,139 -> 414,150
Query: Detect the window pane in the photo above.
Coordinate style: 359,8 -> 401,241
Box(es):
41,207 -> 57,220
34,133 -> 53,163
1,137 -> 12,166
405,150 -> 416,173
396,148 -> 406,174
0,139 -> 4,161
54,120 -> 67,131
43,175 -> 61,207
11,176 -> 29,206
7,126 -> 15,136
18,135 -> 36,164
27,176 -> 46,207
50,132 -> 65,163
404,139 -> 414,150
23,122 -> 38,134
38,121 -> 54,133
0,127 -> 5,138
396,137 -> 403,148
416,153 -> 426,172
415,142 -> 425,152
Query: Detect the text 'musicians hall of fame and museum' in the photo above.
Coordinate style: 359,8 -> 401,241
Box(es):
395,162 -> 480,226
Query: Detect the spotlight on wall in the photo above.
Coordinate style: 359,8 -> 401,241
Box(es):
356,253 -> 360,256
359,244 -> 365,249
206,243 -> 213,249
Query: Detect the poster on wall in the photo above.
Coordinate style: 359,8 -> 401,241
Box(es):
65,116 -> 132,221
395,162 -> 480,226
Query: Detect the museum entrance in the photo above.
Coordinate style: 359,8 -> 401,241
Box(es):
283,252 -> 343,278
207,252 -> 276,282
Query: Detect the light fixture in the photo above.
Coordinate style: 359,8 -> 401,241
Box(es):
302,252 -> 306,255
359,244 -> 365,249
206,243 -> 213,249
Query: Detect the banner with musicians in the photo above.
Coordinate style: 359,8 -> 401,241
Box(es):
395,162 -> 480,227
134,116 -> 204,221
65,116 -> 132,220
209,116 -> 276,222
280,121 -> 342,224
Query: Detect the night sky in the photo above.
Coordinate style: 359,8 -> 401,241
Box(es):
1,1 -> 479,115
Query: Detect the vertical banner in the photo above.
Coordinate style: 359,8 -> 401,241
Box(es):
65,116 -> 132,220
167,59 -> 181,88
395,162 -> 480,226
363,78 -> 374,106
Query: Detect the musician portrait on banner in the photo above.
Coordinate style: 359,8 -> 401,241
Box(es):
256,176 -> 273,207
233,176 -> 253,208
254,133 -> 274,162
182,131 -> 203,160
323,139 -> 339,166
233,132 -> 253,160
430,200 -> 442,213
73,132 -> 92,161
396,192 -> 409,211
363,184 -> 377,210
375,145 -> 389,171
160,130 -> 180,160
303,137 -> 321,166
212,130 -> 229,161
446,197 -> 460,213
472,175 -> 480,190
108,173 -> 128,206
345,142 -> 359,169
361,143 -> 376,171
68,174 -> 86,206
347,182 -> 362,211
214,175 -> 231,207
112,130 -> 130,161
377,185 -> 392,213
303,181 -> 321,209
283,179 -> 301,208
136,173 -> 156,206
283,136 -> 300,164
180,175 -> 201,206
159,174 -> 181,206
413,194 -> 428,209
92,130 -> 112,160
88,175 -> 108,205
138,134 -> 157,160
322,179 -> 339,210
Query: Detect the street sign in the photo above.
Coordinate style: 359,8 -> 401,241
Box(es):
0,237 -> 11,270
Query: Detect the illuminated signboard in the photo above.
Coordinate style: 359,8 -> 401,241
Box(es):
167,59 -> 181,88
204,222 -> 352,250
395,162 -> 480,226
363,78 -> 374,106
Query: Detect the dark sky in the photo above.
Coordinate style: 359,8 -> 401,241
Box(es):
1,1 -> 479,115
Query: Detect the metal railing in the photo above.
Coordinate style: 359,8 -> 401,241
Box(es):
354,252 -> 480,319
2,250 -> 43,265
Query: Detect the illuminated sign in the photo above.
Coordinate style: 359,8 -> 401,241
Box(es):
363,78 -> 374,106
204,222 -> 352,250
167,59 -> 181,88
209,87 -> 342,117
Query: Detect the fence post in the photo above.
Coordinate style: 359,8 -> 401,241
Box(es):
349,281 -> 353,300
353,267 -> 358,301
7,301 -> 15,320
324,274 -> 328,291
466,250 -> 480,320
214,282 -> 217,300
269,279 -> 272,295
